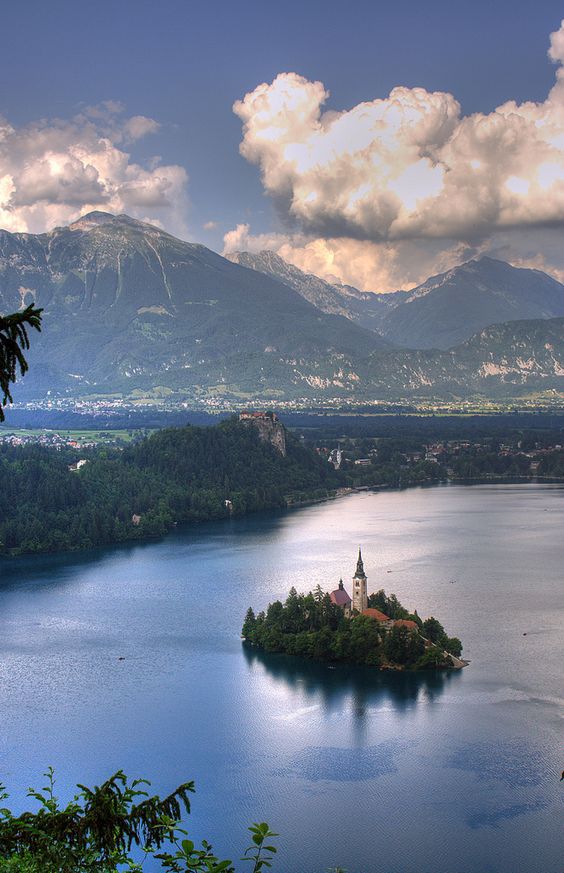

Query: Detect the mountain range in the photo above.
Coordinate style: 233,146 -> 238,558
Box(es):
226,249 -> 399,333
0,212 -> 563,403
227,249 -> 564,349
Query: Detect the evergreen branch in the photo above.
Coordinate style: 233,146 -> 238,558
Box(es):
0,305 -> 43,421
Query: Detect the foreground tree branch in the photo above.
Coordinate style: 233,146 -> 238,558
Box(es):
0,304 -> 43,421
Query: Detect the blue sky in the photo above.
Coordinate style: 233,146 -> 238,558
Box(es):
2,1 -> 564,289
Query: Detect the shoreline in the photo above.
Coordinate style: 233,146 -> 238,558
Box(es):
242,641 -> 470,672
2,476 -> 563,561
286,473 -> 564,512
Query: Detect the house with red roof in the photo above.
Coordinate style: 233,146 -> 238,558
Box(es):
394,619 -> 418,631
361,608 -> 394,628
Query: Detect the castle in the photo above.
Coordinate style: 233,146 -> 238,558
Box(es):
238,411 -> 286,456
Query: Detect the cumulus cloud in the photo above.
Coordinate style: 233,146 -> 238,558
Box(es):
228,20 -> 564,289
223,223 -> 475,291
0,103 -> 188,235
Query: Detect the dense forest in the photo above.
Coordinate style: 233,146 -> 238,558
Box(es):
0,420 -> 341,556
242,586 -> 463,670
2,412 -> 564,557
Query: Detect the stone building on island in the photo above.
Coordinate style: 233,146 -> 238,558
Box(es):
352,547 -> 368,613
330,548 -> 370,617
329,549 -> 404,629
362,607 -> 394,628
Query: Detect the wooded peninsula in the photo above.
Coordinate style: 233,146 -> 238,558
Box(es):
0,416 -> 340,556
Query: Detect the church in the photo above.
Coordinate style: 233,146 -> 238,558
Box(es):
329,549 -> 409,629
329,548 -> 368,615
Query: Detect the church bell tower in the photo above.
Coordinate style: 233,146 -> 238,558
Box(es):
352,547 -> 368,613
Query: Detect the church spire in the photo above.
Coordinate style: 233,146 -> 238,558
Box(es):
352,547 -> 368,613
355,546 -> 365,578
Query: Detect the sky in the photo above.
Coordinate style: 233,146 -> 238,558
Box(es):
2,0 -> 564,290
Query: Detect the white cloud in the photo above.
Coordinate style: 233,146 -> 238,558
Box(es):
548,20 -> 564,64
229,20 -> 564,289
223,223 -> 475,291
0,104 -> 188,235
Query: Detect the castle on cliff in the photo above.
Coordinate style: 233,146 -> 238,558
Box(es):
238,411 -> 286,456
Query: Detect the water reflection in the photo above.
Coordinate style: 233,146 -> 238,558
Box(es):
0,509 -> 291,592
243,643 -> 461,721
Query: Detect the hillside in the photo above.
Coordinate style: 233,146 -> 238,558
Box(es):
226,251 -> 564,353
1,214 -> 563,403
361,316 -> 564,397
0,418 -> 341,556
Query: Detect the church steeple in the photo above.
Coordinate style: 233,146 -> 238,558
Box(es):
355,547 -> 365,579
352,547 -> 368,613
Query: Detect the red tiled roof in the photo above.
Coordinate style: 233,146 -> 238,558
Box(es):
394,619 -> 418,630
362,608 -> 391,622
330,588 -> 351,606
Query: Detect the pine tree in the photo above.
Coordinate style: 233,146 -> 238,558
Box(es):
0,305 -> 42,421
242,607 -> 256,638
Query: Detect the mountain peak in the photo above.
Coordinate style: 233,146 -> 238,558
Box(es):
66,211 -> 166,235
67,211 -> 118,232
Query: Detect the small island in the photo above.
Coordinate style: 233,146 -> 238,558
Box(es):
242,550 -> 466,670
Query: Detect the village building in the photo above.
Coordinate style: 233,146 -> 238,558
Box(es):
362,607 -> 394,628
394,618 -> 418,631
68,459 -> 88,472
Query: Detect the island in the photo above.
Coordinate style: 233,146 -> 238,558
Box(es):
242,550 -> 466,670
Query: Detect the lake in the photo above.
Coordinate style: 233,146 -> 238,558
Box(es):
0,483 -> 562,873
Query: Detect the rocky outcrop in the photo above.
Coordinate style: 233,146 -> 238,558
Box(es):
239,412 -> 286,456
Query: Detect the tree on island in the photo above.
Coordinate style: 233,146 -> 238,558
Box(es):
422,617 -> 463,658
242,586 -> 463,669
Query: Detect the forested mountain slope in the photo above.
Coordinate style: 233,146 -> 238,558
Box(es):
0,420 -> 340,556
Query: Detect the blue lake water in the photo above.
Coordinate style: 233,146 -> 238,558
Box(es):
0,483 -> 563,873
